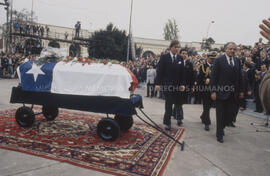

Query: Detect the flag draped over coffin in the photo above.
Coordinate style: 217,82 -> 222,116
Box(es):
17,61 -> 138,99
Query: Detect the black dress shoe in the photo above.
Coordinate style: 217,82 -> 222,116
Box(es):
165,124 -> 171,130
177,120 -> 183,126
204,125 -> 210,131
217,136 -> 224,143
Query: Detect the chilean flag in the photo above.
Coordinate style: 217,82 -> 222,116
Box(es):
18,61 -> 137,99
19,61 -> 57,93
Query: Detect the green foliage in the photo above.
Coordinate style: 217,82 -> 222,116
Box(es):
12,8 -> 38,23
163,19 -> 179,40
88,23 -> 128,61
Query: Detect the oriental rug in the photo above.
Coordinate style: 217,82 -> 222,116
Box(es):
0,108 -> 185,176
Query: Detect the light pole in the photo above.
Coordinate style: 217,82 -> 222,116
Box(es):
202,21 -> 214,51
205,21 -> 214,40
126,0 -> 134,63
0,0 -> 10,53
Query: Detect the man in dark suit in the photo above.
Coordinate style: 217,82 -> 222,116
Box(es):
172,49 -> 194,122
198,52 -> 216,131
239,62 -> 252,110
155,40 -> 185,130
210,42 -> 244,143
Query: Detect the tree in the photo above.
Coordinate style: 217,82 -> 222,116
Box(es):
163,19 -> 179,40
12,8 -> 38,23
88,23 -> 141,61
201,37 -> 215,51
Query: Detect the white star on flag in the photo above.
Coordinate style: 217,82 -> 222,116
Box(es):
26,63 -> 45,82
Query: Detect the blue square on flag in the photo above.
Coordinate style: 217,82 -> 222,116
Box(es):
20,61 -> 57,93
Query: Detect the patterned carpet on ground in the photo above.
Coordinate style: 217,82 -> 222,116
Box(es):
0,108 -> 185,176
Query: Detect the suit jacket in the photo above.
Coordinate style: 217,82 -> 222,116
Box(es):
242,70 -> 251,95
184,59 -> 195,88
198,62 -> 212,86
210,55 -> 243,101
156,53 -> 185,87
146,68 -> 156,84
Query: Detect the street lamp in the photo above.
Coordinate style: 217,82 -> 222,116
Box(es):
206,21 -> 215,40
126,0 -> 134,62
0,0 -> 10,53
202,21 -> 214,51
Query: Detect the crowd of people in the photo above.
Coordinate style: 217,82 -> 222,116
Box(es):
1,19 -> 270,143
125,38 -> 269,113
0,53 -> 33,78
1,38 -> 269,114
13,22 -> 50,37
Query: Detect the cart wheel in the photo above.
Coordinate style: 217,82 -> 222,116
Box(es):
97,118 -> 120,141
15,106 -> 35,127
114,114 -> 133,131
42,106 -> 59,121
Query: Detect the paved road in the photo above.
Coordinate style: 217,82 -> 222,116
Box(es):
0,79 -> 270,176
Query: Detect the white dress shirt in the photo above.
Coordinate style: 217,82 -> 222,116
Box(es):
225,54 -> 235,66
170,52 -> 177,62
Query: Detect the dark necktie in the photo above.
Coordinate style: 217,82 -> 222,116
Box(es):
229,57 -> 233,66
173,55 -> 176,63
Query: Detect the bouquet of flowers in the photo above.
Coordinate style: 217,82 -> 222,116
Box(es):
36,47 -> 67,66
62,57 -> 120,66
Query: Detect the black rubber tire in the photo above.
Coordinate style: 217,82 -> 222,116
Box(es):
42,106 -> 59,121
97,118 -> 120,141
114,114 -> 133,131
15,106 -> 35,127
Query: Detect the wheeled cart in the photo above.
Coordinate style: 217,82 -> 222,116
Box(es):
10,86 -> 143,142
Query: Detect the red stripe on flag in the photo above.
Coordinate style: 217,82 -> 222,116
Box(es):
125,67 -> 138,91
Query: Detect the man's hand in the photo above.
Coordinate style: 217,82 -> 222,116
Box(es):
239,92 -> 244,99
155,85 -> 161,91
259,18 -> 270,41
211,92 -> 216,101
180,85 -> 185,92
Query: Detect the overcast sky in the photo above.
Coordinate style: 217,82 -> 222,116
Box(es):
0,0 -> 269,45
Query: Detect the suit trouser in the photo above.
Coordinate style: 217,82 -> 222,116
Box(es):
201,93 -> 212,125
147,83 -> 155,97
232,101 -> 240,122
172,104 -> 184,120
163,93 -> 181,125
216,94 -> 236,137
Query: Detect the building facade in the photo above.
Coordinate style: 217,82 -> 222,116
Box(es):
0,22 -> 224,57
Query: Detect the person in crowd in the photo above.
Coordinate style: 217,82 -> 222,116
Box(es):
65,32 -> 69,40
198,52 -> 216,131
210,42 -> 244,143
46,25 -> 50,36
75,21 -> 81,38
7,55 -> 13,76
181,49 -> 195,104
239,62 -> 252,110
1,55 -> 8,77
254,64 -> 268,113
155,40 -> 185,130
193,59 -> 204,104
40,26 -> 44,37
146,64 -> 156,98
